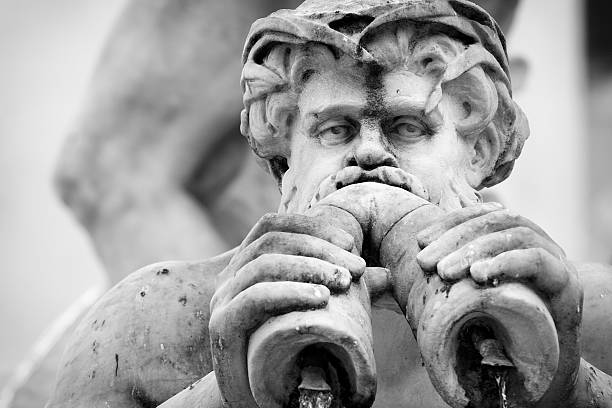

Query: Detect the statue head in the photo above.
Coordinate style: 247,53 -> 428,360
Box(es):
240,0 -> 529,213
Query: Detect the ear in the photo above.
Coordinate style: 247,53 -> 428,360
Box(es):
465,124 -> 501,188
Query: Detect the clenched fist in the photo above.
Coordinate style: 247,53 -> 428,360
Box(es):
416,202 -> 583,406
209,212 -> 366,408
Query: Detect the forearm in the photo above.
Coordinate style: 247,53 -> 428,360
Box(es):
157,372 -> 223,408
568,359 -> 612,408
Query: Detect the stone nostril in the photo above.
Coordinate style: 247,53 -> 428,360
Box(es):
359,158 -> 396,171
347,152 -> 398,171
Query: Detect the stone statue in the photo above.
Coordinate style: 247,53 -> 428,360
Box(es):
47,1 -> 612,407
53,0 -> 517,284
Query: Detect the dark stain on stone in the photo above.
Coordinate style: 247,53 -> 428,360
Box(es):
156,268 -> 170,276
440,283 -> 452,299
188,377 -> 203,391
131,385 -> 157,408
179,296 -> 188,306
158,354 -> 192,376
363,62 -> 388,119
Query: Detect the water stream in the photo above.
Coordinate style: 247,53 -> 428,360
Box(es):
298,390 -> 333,408
494,370 -> 509,408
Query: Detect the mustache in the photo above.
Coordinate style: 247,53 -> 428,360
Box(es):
309,166 -> 430,209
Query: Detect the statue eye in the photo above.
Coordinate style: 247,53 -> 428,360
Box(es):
389,118 -> 428,141
316,121 -> 356,146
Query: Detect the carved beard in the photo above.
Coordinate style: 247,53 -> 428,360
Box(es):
436,169 -> 483,212
278,166 -> 481,215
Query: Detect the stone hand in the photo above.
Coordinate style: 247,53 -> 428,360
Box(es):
415,202 -> 583,406
208,212 -> 366,408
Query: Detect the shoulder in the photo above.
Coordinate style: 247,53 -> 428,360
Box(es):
48,251 -> 234,408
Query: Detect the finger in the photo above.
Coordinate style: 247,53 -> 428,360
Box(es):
241,213 -> 355,252
469,248 -> 569,295
209,282 -> 329,408
363,267 -> 390,299
225,254 -> 352,300
217,282 -> 330,337
230,231 -> 366,278
437,227 -> 565,281
416,202 -> 504,248
417,209 -> 561,272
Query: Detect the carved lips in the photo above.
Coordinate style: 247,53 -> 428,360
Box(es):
309,166 -> 430,209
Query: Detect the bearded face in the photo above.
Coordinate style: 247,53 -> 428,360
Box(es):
242,17 -> 527,215
278,60 -> 485,215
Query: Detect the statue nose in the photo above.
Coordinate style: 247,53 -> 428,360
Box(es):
347,124 -> 398,170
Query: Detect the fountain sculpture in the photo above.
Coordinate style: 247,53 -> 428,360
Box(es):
46,1 -> 612,407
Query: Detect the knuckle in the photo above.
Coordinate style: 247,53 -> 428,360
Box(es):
254,252 -> 276,265
252,213 -> 280,235
512,226 -> 533,238
210,293 -> 221,310
530,247 -> 546,270
335,228 -> 355,247
249,254 -> 283,280
492,209 -> 519,225
486,201 -> 503,209
252,231 -> 282,255
259,212 -> 279,226
210,280 -> 232,307
208,309 -> 224,332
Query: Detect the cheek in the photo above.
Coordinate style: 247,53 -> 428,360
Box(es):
283,131 -> 349,213
395,129 -> 470,195
289,133 -> 346,184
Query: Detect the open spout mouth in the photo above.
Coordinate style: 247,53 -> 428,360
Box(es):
309,166 -> 429,209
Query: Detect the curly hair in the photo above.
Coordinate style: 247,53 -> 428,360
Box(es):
240,1 -> 529,189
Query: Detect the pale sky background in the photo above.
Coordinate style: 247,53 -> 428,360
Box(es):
0,0 -> 595,396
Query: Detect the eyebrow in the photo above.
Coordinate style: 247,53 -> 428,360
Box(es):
383,96 -> 428,117
385,97 -> 445,131
303,101 -> 365,119
301,102 -> 365,131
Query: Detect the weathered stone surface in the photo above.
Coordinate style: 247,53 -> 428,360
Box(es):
45,1 -> 612,408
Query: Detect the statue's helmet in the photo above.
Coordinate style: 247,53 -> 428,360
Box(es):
240,0 -> 529,189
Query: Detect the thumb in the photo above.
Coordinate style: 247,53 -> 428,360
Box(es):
363,267 -> 390,300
